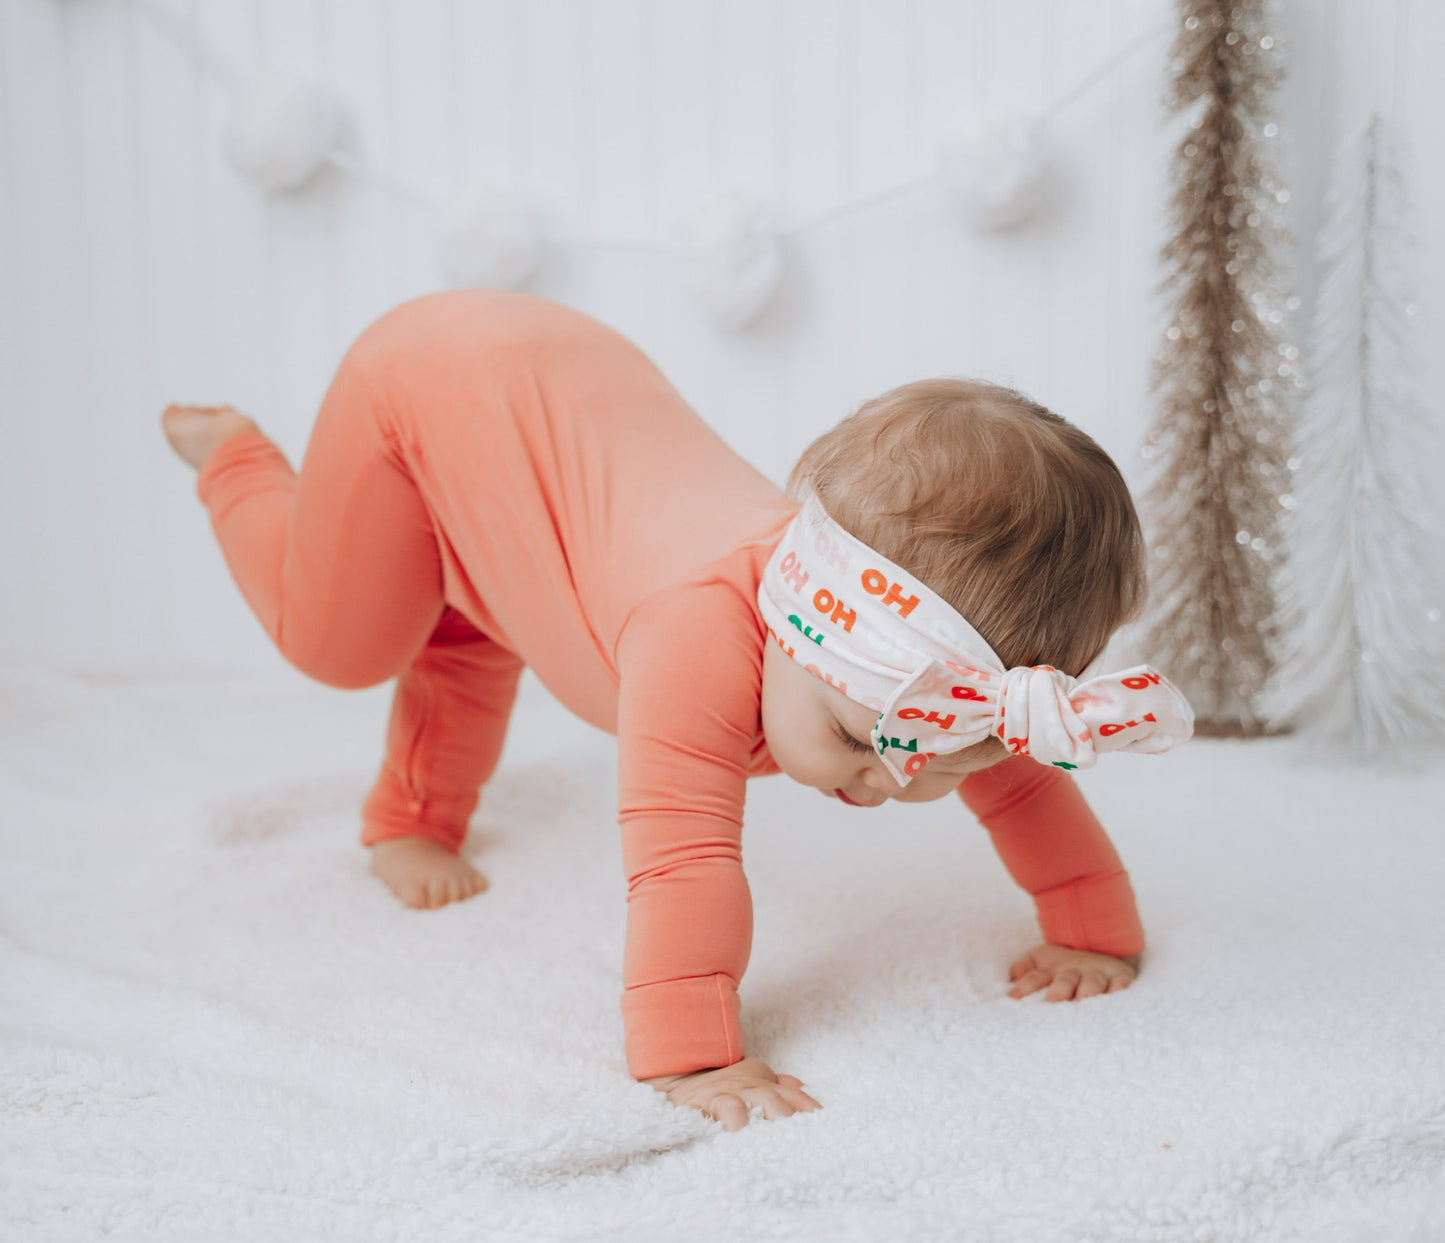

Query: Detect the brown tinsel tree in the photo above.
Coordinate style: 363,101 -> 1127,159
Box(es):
1138,0 -> 1300,736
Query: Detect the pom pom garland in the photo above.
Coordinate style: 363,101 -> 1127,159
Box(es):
935,115 -> 1049,232
223,73 -> 342,194
672,191 -> 783,330
134,3 -> 1175,330
435,188 -> 545,291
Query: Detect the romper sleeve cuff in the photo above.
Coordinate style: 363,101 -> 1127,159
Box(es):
622,974 -> 744,1080
1032,869 -> 1146,959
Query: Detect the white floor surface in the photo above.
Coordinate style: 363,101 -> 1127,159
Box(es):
2,666 -> 1443,1242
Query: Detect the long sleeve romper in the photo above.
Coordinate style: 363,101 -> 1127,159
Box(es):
193,289 -> 1145,1080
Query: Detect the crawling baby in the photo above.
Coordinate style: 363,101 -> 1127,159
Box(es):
161,289 -> 1191,1131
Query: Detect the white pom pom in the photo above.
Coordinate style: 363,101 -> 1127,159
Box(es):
674,190 -> 783,331
935,115 -> 1049,232
223,73 -> 341,193
434,188 -> 544,290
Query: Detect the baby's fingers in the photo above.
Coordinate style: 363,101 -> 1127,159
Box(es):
705,1092 -> 750,1131
1045,969 -> 1081,1002
773,1073 -> 823,1112
735,1086 -> 796,1122
775,1084 -> 823,1115
1009,968 -> 1051,999
1075,971 -> 1110,1000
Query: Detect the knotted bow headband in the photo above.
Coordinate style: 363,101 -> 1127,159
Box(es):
757,491 -> 1194,785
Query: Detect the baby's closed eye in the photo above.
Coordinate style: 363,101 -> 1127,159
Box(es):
831,722 -> 874,753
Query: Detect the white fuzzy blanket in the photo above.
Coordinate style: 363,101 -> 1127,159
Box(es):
2,667 -> 1443,1242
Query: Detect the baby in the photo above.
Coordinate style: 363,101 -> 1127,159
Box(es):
161,289 -> 1191,1132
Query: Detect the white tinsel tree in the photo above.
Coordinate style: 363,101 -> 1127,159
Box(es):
1265,114 -> 1445,753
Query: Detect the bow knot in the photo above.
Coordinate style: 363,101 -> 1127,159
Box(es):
994,659 -> 1075,757
994,665 -> 1078,760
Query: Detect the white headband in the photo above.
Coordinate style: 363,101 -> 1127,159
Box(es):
757,491 -> 1194,784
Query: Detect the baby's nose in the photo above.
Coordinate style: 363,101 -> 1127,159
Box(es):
858,765 -> 894,794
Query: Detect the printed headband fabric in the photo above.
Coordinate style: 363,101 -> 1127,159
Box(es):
757,491 -> 1195,785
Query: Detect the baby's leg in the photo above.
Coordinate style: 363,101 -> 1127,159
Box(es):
169,363 -> 499,905
362,606 -> 524,909
178,360 -> 447,688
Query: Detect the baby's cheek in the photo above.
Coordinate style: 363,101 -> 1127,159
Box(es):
764,733 -> 811,783
774,739 -> 844,789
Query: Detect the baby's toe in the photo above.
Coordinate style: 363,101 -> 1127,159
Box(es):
399,882 -> 430,910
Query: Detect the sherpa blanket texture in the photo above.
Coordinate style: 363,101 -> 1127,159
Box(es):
2,668 -> 1442,1242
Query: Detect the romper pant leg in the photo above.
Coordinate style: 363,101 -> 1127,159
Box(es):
194,359 -> 526,853
360,605 -> 524,853
194,359 -> 444,689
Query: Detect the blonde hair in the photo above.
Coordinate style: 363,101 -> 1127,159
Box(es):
788,378 -> 1146,679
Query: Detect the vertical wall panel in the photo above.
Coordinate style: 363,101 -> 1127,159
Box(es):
712,0 -> 789,479
574,0 -> 658,351
0,1 -> 23,653
5,1 -> 123,666
1,0 -> 68,666
638,0 -> 726,458
389,0 -> 450,298
449,0 -> 523,190
1,0 -> 1441,673
186,0 -> 264,415
1105,0 -> 1175,480
1103,0 -> 1126,463
774,0 -> 850,471
176,1 -> 279,672
975,1 -> 1048,396
714,0 -> 780,200
518,0 -> 585,241
578,0 -> 652,244
258,0 -> 343,445
1034,4 -> 1115,443
324,0 -> 398,354
648,0 -> 715,203
912,0 -> 984,388
57,1 -> 121,669
842,0 -> 916,409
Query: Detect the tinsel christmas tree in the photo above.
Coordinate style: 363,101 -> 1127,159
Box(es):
1265,115 -> 1445,753
1137,0 -> 1300,736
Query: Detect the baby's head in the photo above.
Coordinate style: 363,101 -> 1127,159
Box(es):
760,378 -> 1148,805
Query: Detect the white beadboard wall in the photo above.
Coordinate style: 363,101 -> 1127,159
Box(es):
0,0 -> 1440,676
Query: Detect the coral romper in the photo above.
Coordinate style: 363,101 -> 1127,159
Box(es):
194,290 -> 1145,1079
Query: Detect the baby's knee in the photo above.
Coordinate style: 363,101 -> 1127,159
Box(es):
280,638 -> 397,690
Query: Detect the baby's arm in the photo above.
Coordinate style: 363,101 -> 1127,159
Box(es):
615,583 -> 819,1126
958,756 -> 1143,1000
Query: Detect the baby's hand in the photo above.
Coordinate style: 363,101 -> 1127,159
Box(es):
642,1056 -> 822,1131
1007,943 -> 1139,1002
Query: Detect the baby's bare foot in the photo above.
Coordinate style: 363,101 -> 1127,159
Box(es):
160,403 -> 261,471
369,836 -> 490,910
